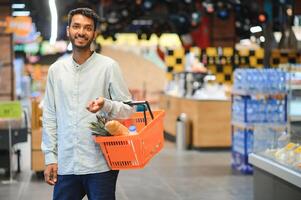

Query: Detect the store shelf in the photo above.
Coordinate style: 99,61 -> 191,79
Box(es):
231,121 -> 287,129
232,89 -> 287,96
289,115 -> 301,122
289,84 -> 301,90
290,98 -> 301,102
249,153 -> 301,188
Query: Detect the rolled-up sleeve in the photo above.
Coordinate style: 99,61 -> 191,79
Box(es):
41,67 -> 58,165
102,61 -> 134,119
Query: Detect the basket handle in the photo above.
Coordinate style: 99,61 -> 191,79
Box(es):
107,85 -> 153,125
123,101 -> 154,126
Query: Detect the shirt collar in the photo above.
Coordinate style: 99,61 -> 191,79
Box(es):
71,51 -> 96,70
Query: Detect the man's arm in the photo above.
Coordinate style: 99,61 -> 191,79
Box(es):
104,61 -> 134,118
41,67 -> 58,185
87,61 -> 134,118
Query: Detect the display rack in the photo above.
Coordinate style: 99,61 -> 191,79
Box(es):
0,101 -> 22,184
231,92 -> 287,174
287,64 -> 301,136
0,33 -> 14,101
231,68 -> 288,174
248,65 -> 301,199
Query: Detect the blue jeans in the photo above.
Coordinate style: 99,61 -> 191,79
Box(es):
53,170 -> 119,200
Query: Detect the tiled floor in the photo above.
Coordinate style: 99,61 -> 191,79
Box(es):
0,136 -> 253,200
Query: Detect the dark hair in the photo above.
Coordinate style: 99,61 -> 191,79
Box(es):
68,8 -> 99,31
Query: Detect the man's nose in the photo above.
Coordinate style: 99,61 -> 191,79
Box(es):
78,27 -> 85,35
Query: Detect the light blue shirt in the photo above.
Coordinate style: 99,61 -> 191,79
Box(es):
41,52 -> 134,175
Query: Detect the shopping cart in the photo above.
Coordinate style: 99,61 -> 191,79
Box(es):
94,101 -> 165,170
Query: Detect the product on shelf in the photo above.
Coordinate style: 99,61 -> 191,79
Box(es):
231,127 -> 253,174
293,146 -> 301,169
274,143 -> 299,165
253,124 -> 301,172
232,96 -> 286,123
231,68 -> 288,174
233,68 -> 286,93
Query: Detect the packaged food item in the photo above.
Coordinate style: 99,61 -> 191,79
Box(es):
274,143 -> 299,165
105,120 -> 130,136
293,146 -> 301,170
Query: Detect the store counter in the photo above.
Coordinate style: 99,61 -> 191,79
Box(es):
159,94 -> 231,148
250,154 -> 301,200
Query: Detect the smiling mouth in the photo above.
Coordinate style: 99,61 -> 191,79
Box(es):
75,37 -> 88,41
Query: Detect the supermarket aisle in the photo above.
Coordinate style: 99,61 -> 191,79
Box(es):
0,137 -> 253,200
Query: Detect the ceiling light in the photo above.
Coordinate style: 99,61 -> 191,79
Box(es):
107,11 -> 120,24
142,0 -> 156,11
250,26 -> 262,33
12,4 -> 25,9
49,0 -> 58,45
274,32 -> 282,43
12,11 -> 30,16
258,13 -> 267,23
203,0 -> 214,14
287,7 -> 293,16
235,21 -> 242,28
217,9 -> 229,20
259,36 -> 265,42
121,9 -> 129,17
191,11 -> 201,27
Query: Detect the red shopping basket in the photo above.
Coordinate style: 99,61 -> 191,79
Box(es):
94,101 -> 165,170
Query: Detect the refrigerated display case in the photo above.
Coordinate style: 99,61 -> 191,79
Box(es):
250,126 -> 301,200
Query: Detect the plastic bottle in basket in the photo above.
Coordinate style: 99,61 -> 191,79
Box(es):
128,125 -> 138,135
105,120 -> 129,136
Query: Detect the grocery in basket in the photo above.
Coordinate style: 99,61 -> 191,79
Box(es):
91,101 -> 165,170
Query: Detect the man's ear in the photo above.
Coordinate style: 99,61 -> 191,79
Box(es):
93,30 -> 98,40
66,26 -> 70,37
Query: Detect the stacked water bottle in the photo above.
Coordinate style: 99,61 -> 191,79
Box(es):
231,68 -> 287,174
231,126 -> 254,174
233,68 -> 287,93
232,68 -> 287,124
232,128 -> 253,155
232,96 -> 286,123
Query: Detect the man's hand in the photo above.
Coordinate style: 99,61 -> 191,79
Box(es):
86,97 -> 104,113
44,163 -> 58,185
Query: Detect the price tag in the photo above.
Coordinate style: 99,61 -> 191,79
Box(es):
0,101 -> 22,119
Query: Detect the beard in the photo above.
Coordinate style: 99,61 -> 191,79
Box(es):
69,34 -> 94,50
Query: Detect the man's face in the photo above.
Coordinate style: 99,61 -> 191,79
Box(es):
67,14 -> 96,50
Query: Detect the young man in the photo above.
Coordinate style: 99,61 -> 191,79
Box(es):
41,8 -> 133,200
